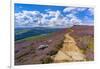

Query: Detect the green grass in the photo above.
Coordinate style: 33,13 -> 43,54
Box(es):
16,33 -> 53,43
16,29 -> 30,35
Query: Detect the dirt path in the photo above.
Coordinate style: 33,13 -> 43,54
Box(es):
53,33 -> 86,62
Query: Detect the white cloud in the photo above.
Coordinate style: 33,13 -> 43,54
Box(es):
66,13 -> 82,25
88,8 -> 94,16
70,17 -> 82,25
15,10 -> 42,27
66,13 -> 76,18
47,10 -> 61,18
15,9 -> 83,28
63,7 -> 93,25
46,10 -> 74,28
63,7 -> 75,13
63,7 -> 87,14
76,8 -> 87,11
22,10 -> 40,15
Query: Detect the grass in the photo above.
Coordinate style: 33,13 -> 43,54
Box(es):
15,29 -> 30,35
15,45 -> 36,63
16,33 -> 53,43
75,35 -> 94,60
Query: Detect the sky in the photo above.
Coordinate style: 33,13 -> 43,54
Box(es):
14,3 -> 94,28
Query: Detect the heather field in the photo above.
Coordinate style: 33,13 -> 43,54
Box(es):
15,25 -> 94,65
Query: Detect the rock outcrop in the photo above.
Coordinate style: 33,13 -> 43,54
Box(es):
53,33 -> 86,62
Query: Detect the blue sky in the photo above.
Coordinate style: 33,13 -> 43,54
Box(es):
14,3 -> 94,28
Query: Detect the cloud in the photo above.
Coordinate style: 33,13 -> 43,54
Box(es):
15,10 -> 42,27
15,10 -> 81,28
63,7 -> 94,24
15,7 -> 92,28
66,13 -> 82,25
66,13 -> 76,18
70,17 -> 82,25
63,7 -> 75,13
47,10 -> 61,18
83,16 -> 94,23
63,7 -> 87,14
46,10 -> 75,28
76,8 -> 87,11
15,10 -> 73,28
88,8 -> 94,16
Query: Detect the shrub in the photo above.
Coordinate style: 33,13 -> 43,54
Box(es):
28,46 -> 36,54
67,28 -> 73,32
41,56 -> 53,64
55,42 -> 63,50
47,50 -> 58,56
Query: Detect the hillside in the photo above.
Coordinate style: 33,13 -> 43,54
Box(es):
15,25 -> 94,65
